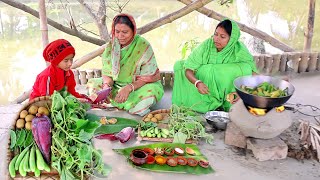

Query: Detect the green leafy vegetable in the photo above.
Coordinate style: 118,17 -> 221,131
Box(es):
50,89 -> 109,180
16,129 -> 26,147
23,130 -> 34,148
240,82 -> 288,98
173,132 -> 188,144
168,105 -> 214,144
9,130 -> 16,149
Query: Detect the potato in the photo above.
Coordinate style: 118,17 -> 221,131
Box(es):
25,114 -> 35,122
147,114 -> 154,118
151,117 -> 158,123
28,105 -> 38,115
25,122 -> 32,130
107,118 -> 117,124
100,117 -> 108,125
154,114 -> 163,121
38,107 -> 49,116
19,110 -> 28,119
16,119 -> 25,129
143,117 -> 151,122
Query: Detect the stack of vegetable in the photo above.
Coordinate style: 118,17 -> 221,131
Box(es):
8,90 -> 109,179
139,122 -> 170,138
9,129 -> 51,178
16,104 -> 49,130
9,101 -> 52,178
138,105 -> 214,144
240,82 -> 288,98
168,105 -> 213,144
50,90 -> 109,179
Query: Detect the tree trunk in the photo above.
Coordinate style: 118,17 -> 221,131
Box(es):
77,0 -> 110,41
303,0 -> 315,52
39,0 -> 48,48
137,0 -> 212,34
178,0 -> 294,52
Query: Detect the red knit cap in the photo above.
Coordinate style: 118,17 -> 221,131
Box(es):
43,39 -> 75,65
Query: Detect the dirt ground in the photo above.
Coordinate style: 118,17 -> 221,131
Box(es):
1,72 -> 320,179
90,72 -> 320,180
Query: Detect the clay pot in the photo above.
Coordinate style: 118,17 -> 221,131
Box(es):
130,149 -> 147,166
143,148 -> 155,156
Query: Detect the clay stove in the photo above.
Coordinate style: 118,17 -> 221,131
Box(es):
225,99 -> 292,161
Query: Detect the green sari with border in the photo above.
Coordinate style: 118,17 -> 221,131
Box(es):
87,34 -> 164,116
172,19 -> 257,113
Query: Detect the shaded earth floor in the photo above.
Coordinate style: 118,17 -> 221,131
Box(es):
1,72 -> 320,179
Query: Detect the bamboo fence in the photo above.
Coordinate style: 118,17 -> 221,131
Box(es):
73,52 -> 320,88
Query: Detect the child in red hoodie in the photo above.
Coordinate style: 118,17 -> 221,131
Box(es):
30,39 -> 86,100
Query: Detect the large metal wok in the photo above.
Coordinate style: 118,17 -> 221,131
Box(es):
233,75 -> 295,109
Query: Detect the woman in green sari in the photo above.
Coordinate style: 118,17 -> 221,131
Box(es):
87,14 -> 164,116
172,19 -> 257,113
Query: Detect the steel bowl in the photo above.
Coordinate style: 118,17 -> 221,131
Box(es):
204,111 -> 230,130
233,75 -> 295,109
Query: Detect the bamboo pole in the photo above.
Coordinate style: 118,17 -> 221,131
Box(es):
257,55 -> 265,72
0,9 -> 4,38
71,44 -> 106,69
287,52 -> 301,73
299,52 -> 309,73
39,0 -> 49,48
138,0 -> 212,34
11,0 -> 50,104
264,55 -> 273,75
279,54 -> 288,72
271,54 -> 281,74
317,53 -> 320,71
307,52 -> 318,72
303,0 -> 315,52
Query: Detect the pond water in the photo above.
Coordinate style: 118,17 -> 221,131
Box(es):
0,0 -> 319,104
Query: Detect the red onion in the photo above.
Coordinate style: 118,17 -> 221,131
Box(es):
115,127 -> 135,143
94,134 -> 118,141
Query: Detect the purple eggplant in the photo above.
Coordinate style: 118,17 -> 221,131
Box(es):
32,114 -> 52,164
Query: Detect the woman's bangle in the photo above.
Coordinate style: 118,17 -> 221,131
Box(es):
194,80 -> 202,88
129,83 -> 135,92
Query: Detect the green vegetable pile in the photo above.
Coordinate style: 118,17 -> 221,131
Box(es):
168,105 -> 214,144
139,122 -> 170,138
240,82 -> 288,98
50,90 -> 110,179
9,130 -> 50,178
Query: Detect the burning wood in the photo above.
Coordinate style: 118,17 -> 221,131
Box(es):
276,106 -> 285,112
298,120 -> 320,162
248,106 -> 267,116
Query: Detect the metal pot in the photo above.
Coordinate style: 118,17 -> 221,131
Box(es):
204,111 -> 230,130
233,75 -> 295,109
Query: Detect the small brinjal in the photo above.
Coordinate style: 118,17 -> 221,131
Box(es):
32,113 -> 52,164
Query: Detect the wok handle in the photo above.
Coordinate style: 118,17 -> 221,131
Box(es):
284,105 -> 295,111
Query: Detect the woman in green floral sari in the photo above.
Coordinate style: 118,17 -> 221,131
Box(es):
172,19 -> 258,113
87,14 -> 164,116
